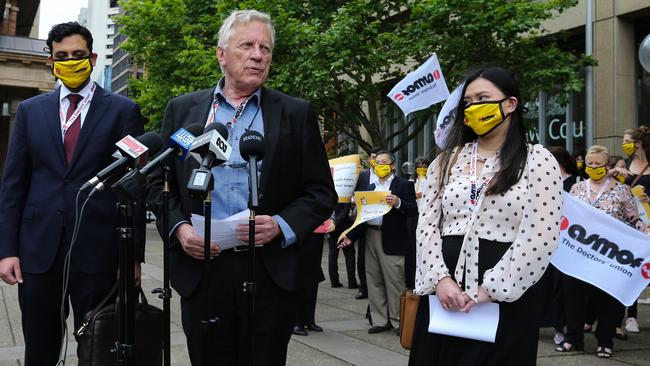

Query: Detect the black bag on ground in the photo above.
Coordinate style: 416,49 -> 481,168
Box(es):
75,283 -> 164,366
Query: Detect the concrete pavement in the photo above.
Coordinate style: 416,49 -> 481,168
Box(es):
0,225 -> 649,365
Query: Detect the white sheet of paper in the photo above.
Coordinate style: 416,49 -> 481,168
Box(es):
191,209 -> 249,250
427,295 -> 499,343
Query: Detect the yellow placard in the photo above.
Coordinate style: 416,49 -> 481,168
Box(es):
329,154 -> 361,203
337,191 -> 392,243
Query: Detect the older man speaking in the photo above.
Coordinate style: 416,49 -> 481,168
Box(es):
147,9 -> 337,366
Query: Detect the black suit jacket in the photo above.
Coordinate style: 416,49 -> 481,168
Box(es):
147,87 -> 337,297
346,171 -> 417,256
0,84 -> 146,274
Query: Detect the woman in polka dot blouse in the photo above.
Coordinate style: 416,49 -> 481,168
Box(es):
408,67 -> 563,366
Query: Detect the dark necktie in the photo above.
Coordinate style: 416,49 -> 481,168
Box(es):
63,94 -> 82,163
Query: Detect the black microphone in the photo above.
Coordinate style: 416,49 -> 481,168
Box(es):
139,123 -> 204,176
81,132 -> 163,192
239,130 -> 265,208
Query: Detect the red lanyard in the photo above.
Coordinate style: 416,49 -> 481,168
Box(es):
205,94 -> 249,127
59,83 -> 95,135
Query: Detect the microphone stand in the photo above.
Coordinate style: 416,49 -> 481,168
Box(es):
243,156 -> 259,366
114,196 -> 137,366
152,164 -> 173,366
201,177 -> 219,366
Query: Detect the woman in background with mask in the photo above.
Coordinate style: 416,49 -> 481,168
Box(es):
558,145 -> 644,358
610,126 -> 650,335
412,157 -> 431,210
408,67 -> 562,366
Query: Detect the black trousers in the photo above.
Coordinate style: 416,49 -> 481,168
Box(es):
18,237 -> 116,366
563,275 -> 623,348
296,283 -> 318,326
327,230 -> 357,287
180,250 -> 300,366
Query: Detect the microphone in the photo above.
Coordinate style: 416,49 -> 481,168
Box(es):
186,123 -> 232,192
189,123 -> 232,169
139,123 -> 204,176
239,130 -> 265,208
81,132 -> 162,192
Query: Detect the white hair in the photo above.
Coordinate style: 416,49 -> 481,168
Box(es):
218,10 -> 275,50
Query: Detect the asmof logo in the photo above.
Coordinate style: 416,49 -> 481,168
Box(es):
394,93 -> 404,102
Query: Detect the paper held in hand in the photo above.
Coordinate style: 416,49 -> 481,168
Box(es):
191,209 -> 249,250
337,191 -> 393,243
329,154 -> 361,203
428,296 -> 499,343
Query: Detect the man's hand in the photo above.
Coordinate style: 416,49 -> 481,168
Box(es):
236,215 -> 281,245
436,277 -> 467,311
459,286 -> 491,313
175,223 -> 219,260
338,236 -> 352,248
415,192 -> 423,199
386,194 -> 401,207
0,257 -> 23,285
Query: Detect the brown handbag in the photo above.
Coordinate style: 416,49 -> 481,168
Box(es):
75,283 -> 164,366
399,289 -> 420,350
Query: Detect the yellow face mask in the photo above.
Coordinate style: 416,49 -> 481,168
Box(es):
369,159 -> 376,168
52,57 -> 92,89
615,174 -> 626,183
416,167 -> 427,177
576,161 -> 584,170
585,165 -> 607,181
464,98 -> 509,136
373,164 -> 392,178
622,142 -> 637,157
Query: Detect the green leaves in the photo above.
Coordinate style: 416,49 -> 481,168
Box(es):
118,0 -> 588,150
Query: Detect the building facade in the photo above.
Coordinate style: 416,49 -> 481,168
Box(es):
0,0 -> 54,177
77,0 -> 119,91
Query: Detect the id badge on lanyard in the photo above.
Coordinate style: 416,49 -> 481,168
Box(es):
59,83 -> 96,136
205,93 -> 249,127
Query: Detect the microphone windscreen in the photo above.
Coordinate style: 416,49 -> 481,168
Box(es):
214,123 -> 229,141
137,131 -> 164,156
239,130 -> 264,161
185,123 -> 204,137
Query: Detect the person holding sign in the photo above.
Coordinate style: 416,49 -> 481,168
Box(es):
558,145 -> 645,358
339,150 -> 418,334
408,67 -> 563,366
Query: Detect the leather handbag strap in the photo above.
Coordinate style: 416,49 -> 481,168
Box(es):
630,164 -> 649,187
75,282 -> 119,336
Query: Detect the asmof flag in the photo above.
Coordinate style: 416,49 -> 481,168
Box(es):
387,53 -> 450,116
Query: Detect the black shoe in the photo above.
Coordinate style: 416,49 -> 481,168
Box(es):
292,325 -> 308,336
306,323 -> 323,332
355,289 -> 368,300
394,327 -> 401,336
368,325 -> 392,334
331,281 -> 343,288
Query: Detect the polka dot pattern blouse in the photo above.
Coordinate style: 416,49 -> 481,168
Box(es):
414,142 -> 563,302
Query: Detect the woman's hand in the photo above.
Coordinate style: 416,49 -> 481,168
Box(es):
608,167 -> 630,178
459,286 -> 491,313
436,277 -> 467,311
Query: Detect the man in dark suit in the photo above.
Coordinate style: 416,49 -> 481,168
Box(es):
340,150 -> 417,334
327,202 -> 357,288
0,22 -> 145,365
146,9 -> 336,365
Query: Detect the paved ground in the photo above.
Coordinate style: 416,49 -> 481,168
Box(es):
1,225 -> 649,365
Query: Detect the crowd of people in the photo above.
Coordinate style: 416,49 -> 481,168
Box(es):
0,8 -> 648,366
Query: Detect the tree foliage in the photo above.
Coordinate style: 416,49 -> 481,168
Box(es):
118,0 -> 587,151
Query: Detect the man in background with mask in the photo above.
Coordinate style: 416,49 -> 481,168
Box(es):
0,22 -> 145,365
339,150 -> 417,334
